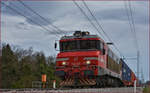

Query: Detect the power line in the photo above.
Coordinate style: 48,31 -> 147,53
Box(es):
17,0 -> 62,35
72,0 -> 106,40
82,0 -> 124,57
124,1 -> 134,38
2,2 -> 60,37
124,1 -> 138,51
124,1 -> 140,79
128,1 -> 139,50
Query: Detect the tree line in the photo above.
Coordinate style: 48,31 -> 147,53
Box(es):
1,44 -> 60,88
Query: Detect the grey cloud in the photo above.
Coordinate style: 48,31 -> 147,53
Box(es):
15,22 -> 31,31
2,1 -> 59,23
94,6 -> 148,25
1,21 -> 5,25
45,30 -> 75,35
2,1 -> 31,16
25,16 -> 56,26
96,8 -> 127,21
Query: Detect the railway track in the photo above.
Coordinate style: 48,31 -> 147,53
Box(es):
0,87 -> 143,93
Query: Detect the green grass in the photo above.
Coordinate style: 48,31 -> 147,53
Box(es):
143,86 -> 150,93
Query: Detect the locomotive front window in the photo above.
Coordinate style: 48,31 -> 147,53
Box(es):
79,40 -> 100,50
60,41 -> 78,51
60,40 -> 100,52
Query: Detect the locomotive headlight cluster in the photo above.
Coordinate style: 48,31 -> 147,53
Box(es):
86,60 -> 91,65
62,61 -> 66,65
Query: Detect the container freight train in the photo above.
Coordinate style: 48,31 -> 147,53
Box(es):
55,31 -> 137,87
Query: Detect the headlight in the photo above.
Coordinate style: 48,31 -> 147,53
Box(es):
62,61 -> 66,65
86,60 -> 91,65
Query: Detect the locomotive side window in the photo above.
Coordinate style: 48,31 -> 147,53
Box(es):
100,41 -> 103,51
108,49 -> 113,58
113,55 -> 117,62
108,49 -> 110,56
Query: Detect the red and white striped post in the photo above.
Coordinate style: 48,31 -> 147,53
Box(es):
53,80 -> 56,89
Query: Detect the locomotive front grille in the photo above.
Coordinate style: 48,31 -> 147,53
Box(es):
72,66 -> 80,68
74,72 -> 80,79
84,70 -> 94,76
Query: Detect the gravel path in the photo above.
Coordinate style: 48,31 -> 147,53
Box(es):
0,87 -> 143,93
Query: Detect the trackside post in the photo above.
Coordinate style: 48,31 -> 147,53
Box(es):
53,80 -> 56,89
42,74 -> 46,88
134,80 -> 136,93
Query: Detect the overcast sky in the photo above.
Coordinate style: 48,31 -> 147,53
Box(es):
1,1 -> 149,81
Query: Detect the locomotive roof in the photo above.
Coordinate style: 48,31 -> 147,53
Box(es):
60,35 -> 101,40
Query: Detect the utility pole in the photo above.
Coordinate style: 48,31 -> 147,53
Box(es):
137,51 -> 140,80
141,68 -> 144,83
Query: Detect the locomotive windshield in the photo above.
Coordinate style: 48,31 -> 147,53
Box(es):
60,40 -> 102,52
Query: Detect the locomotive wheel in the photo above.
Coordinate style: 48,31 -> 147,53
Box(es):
95,75 -> 124,88
95,76 -> 101,88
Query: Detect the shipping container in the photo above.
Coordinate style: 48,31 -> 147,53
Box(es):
121,59 -> 131,82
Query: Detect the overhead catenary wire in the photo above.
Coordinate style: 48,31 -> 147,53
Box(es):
128,1 -> 139,51
17,0 -> 63,35
124,1 -> 140,80
124,1 -> 139,58
124,1 -> 139,51
72,0 -> 106,40
2,2 -> 60,37
81,0 -> 124,57
124,1 -> 134,38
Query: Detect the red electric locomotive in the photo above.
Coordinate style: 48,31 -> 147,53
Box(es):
55,31 -> 137,87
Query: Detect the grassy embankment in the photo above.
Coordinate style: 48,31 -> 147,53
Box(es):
143,86 -> 150,93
